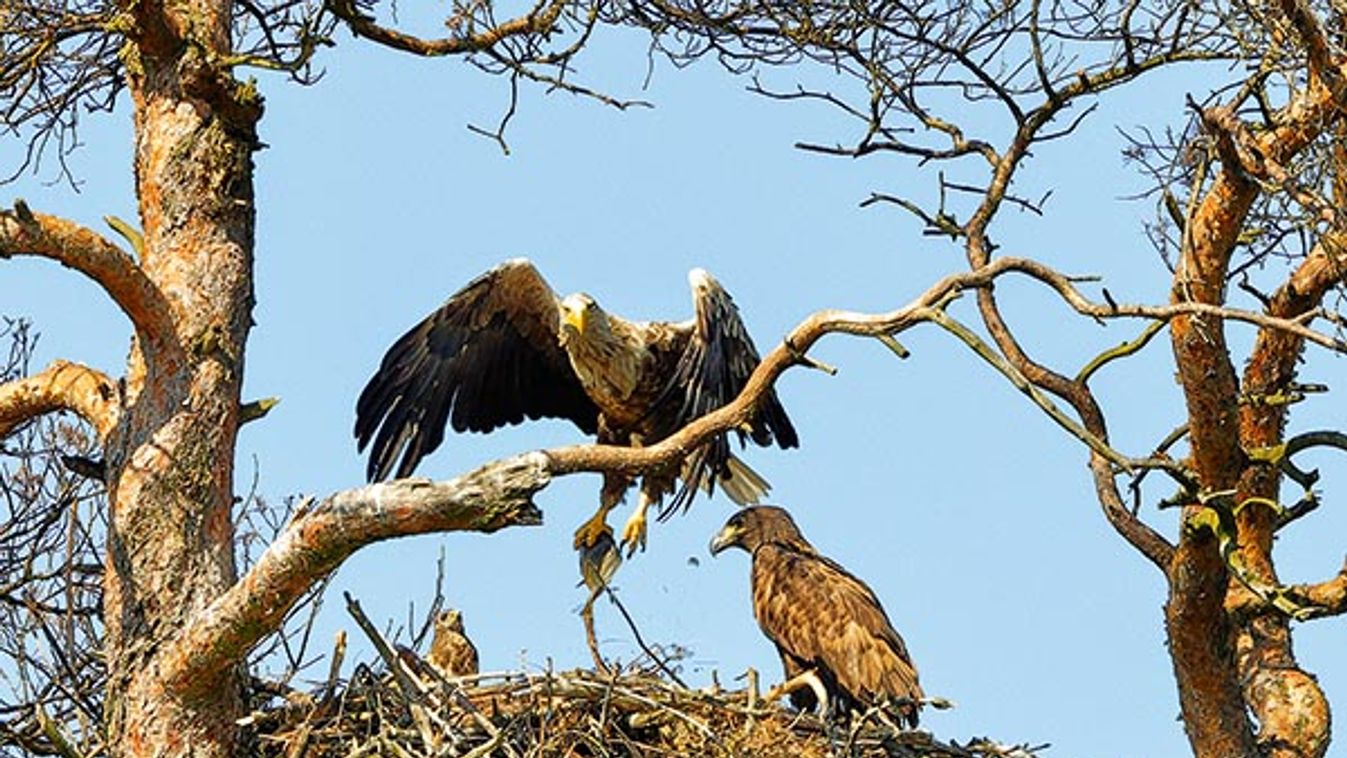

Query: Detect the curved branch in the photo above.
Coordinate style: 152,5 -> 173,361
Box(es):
1001,259 -> 1347,353
544,254 -> 1334,478
0,207 -> 179,358
1228,559 -> 1347,622
158,453 -> 549,700
0,359 -> 120,440
1283,430 -> 1347,458
544,265 -> 992,477
1076,320 -> 1168,384
326,0 -> 566,56
161,254 -> 1331,699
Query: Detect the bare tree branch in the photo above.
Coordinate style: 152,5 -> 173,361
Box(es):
162,250 -> 1324,703
158,454 -> 548,700
1273,0 -> 1345,101
546,254 -> 1347,481
1228,560 -> 1347,622
0,207 -> 179,359
0,360 -> 120,439
326,0 -> 565,57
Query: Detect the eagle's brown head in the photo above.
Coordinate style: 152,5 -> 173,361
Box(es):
436,608 -> 465,634
709,506 -> 815,556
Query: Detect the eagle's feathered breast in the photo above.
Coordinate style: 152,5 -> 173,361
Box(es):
560,306 -> 689,439
751,543 -> 922,719
427,610 -> 479,679
559,314 -> 647,420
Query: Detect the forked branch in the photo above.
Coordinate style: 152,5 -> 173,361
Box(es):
159,253 -> 1347,698
548,256 -> 1347,479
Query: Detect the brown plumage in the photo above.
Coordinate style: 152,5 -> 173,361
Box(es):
709,506 -> 924,726
354,259 -> 798,556
427,609 -> 479,679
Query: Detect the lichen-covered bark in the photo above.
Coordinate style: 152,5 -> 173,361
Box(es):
1230,253 -> 1343,758
100,0 -> 262,752
1166,166 -> 1260,757
1218,94 -> 1347,756
1164,68 -> 1345,755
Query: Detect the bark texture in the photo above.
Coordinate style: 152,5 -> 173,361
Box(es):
98,0 -> 262,752
1166,166 -> 1261,757
1162,76 -> 1345,758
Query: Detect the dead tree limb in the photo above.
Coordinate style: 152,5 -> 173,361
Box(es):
0,207 -> 178,359
0,359 -> 120,439
158,453 -> 549,700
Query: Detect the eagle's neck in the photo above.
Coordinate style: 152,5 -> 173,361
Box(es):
562,313 -> 647,403
753,534 -> 817,557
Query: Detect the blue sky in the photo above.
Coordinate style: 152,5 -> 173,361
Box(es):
6,19 -> 1347,757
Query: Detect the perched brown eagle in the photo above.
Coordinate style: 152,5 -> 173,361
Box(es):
355,259 -> 798,554
709,506 -> 924,726
427,609 -> 479,679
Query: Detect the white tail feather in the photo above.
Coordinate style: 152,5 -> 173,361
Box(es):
718,454 -> 771,505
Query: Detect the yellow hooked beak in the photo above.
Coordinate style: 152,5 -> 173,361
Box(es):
561,297 -> 589,334
708,523 -> 743,556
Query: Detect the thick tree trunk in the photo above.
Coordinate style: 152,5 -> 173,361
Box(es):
101,5 -> 262,752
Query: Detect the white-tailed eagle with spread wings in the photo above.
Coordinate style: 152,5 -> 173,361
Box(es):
355,259 -> 798,555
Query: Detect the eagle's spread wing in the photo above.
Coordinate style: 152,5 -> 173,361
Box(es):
355,259 -> 599,481
752,544 -> 922,724
653,269 -> 798,513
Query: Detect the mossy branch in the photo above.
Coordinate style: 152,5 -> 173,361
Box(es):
1075,320 -> 1167,384
239,396 -> 280,425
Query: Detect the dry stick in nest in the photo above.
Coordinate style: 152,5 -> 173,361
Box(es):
343,592 -> 462,755
406,652 -> 517,758
589,584 -> 688,688
344,592 -> 519,758
319,630 -> 346,706
343,592 -> 424,703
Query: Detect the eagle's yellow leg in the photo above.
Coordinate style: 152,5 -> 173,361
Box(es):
572,506 -> 616,549
619,491 -> 656,557
766,670 -> 830,715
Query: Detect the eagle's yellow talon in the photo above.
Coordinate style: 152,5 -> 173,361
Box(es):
620,509 -> 648,557
573,512 -> 613,550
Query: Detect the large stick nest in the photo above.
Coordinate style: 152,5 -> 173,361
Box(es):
245,657 -> 1043,758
